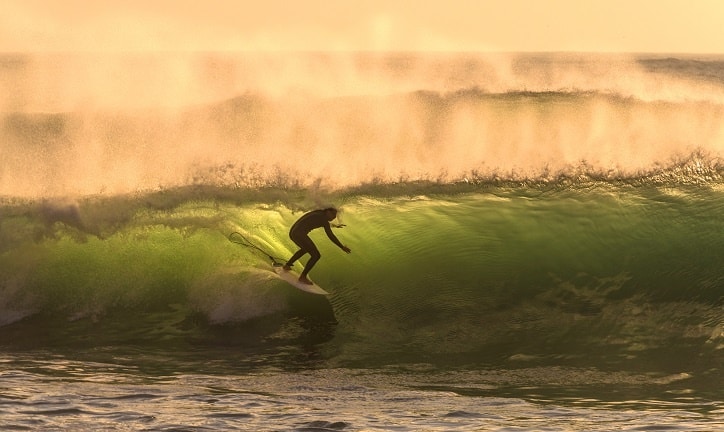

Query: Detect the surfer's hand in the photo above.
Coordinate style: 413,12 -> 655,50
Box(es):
341,246 -> 351,254
333,223 -> 346,228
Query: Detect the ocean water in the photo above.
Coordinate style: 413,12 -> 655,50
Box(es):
0,52 -> 723,430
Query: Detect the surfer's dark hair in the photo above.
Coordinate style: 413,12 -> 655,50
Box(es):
323,207 -> 338,213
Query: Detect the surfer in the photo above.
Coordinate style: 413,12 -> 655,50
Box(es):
283,207 -> 351,285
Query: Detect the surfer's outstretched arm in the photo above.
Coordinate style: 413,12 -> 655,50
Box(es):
324,223 -> 351,253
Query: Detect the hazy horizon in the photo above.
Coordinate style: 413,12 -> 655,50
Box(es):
2,1 -> 724,53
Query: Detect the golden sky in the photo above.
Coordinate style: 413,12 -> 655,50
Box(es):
2,0 -> 723,52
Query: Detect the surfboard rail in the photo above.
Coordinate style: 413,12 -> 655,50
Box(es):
273,266 -> 330,295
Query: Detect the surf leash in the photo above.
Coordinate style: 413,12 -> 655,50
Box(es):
228,232 -> 286,267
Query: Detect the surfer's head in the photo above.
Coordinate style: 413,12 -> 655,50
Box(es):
323,207 -> 338,221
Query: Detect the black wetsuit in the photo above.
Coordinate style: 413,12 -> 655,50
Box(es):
286,210 -> 344,277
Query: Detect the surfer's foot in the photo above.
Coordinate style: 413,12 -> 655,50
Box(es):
298,276 -> 313,285
283,264 -> 292,271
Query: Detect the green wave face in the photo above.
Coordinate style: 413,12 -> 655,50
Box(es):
1,183 -> 722,371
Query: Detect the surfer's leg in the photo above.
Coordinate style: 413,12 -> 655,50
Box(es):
284,233 -> 319,270
284,248 -> 306,270
300,240 -> 321,281
285,232 -> 309,269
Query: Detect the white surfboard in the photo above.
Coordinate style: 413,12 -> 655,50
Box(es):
273,266 -> 330,295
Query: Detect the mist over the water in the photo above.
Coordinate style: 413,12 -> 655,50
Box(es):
1,52 -> 723,198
